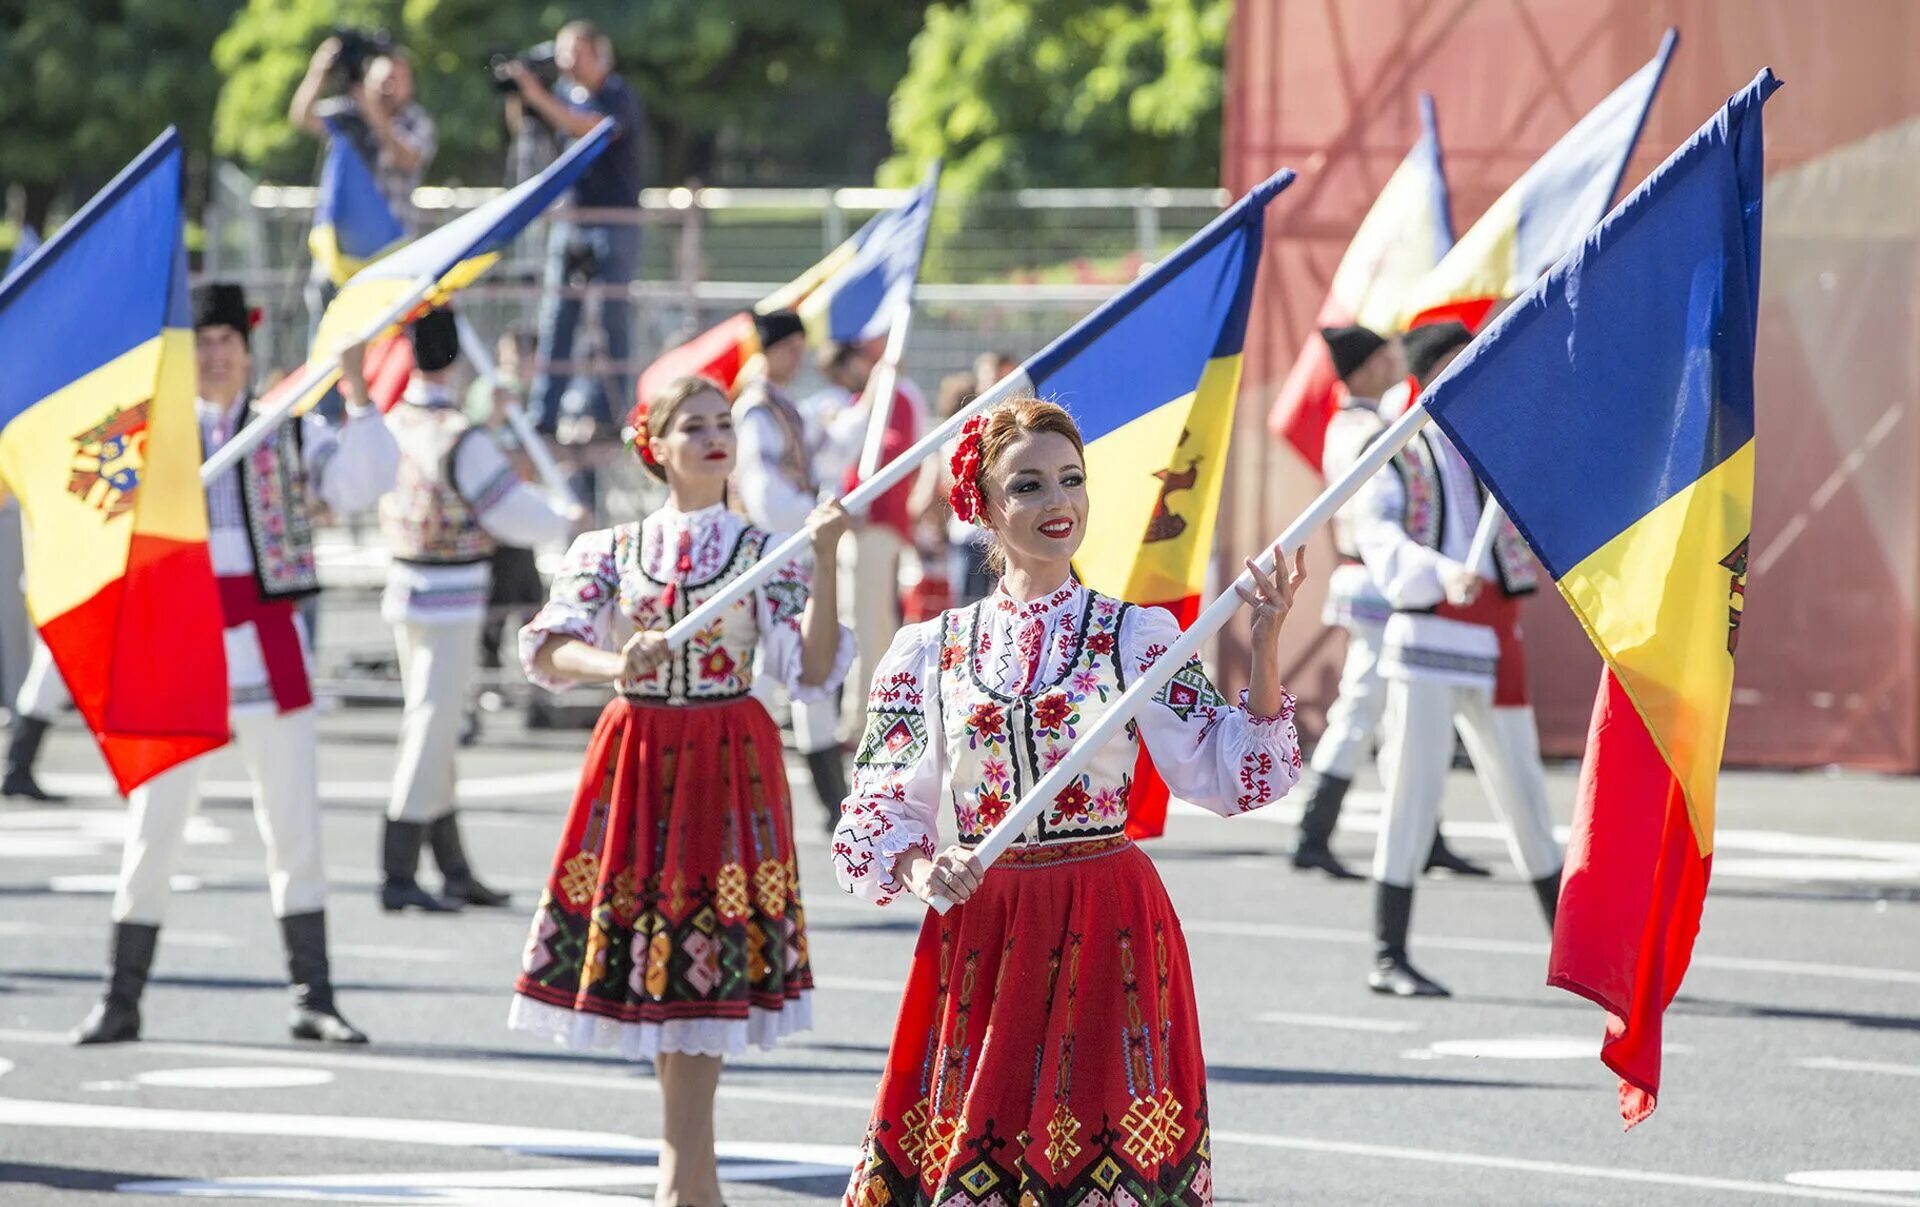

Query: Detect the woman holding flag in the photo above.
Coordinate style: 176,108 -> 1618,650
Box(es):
834,396 -> 1306,1206
508,374 -> 851,1206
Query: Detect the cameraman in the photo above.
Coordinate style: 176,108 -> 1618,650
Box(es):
500,20 -> 643,435
291,35 -> 438,236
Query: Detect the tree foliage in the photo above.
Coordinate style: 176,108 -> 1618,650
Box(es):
882,0 -> 1230,192
0,0 -> 241,227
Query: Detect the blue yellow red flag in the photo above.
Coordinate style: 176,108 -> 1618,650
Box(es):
1400,29 -> 1677,333
310,117 -> 406,286
1003,169 -> 1292,835
1416,68 -> 1779,1127
638,162 -> 941,401
0,130 -> 228,791
1270,93 -> 1453,469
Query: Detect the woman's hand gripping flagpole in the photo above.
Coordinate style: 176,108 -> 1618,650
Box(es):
924,400 -> 1436,914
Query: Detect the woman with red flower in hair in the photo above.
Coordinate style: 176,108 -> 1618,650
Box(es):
833,395 -> 1308,1206
512,374 -> 852,1207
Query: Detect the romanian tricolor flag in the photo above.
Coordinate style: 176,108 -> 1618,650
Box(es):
1268,93 -> 1453,470
1418,69 -> 1778,1127
637,162 -> 940,400
309,117 -> 406,286
1399,29 -> 1678,333
0,130 -> 227,791
1008,169 -> 1292,837
288,119 -> 615,415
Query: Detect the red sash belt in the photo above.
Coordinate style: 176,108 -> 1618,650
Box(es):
216,576 -> 314,714
1435,591 -> 1529,707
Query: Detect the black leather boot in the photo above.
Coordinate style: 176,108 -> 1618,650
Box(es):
71,921 -> 159,1044
382,819 -> 461,913
280,910 -> 368,1044
1289,773 -> 1361,879
1367,882 -> 1449,998
1532,868 -> 1563,930
1424,828 -> 1493,877
428,812 -> 510,908
2,715 -> 65,802
804,748 -> 850,833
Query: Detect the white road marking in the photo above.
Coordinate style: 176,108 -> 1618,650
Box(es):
813,975 -> 905,994
1254,1011 -> 1422,1034
134,1067 -> 336,1090
0,810 -> 230,861
1214,1131 -> 1920,1205
48,873 -> 201,895
37,767 -> 582,804
1182,919 -> 1920,986
1789,1174 -> 1920,1194
1799,1058 -> 1920,1079
330,944 -> 468,965
0,920 -> 237,948
3,1029 -> 1910,1204
1408,1036 -> 1690,1061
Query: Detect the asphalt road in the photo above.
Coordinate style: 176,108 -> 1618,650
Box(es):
2,703 -> 1917,1205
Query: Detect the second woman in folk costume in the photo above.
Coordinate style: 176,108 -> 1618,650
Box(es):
509,374 -> 853,1206
835,397 -> 1308,1206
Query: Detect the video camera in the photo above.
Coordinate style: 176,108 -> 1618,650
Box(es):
331,26 -> 395,84
489,42 -> 561,95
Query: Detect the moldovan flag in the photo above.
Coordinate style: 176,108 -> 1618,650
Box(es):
0,129 -> 227,791
1399,29 -> 1677,333
309,116 -> 406,286
1005,169 -> 1293,837
1417,69 -> 1778,1127
637,161 -> 941,400
1268,93 -> 1453,470
274,119 -> 613,417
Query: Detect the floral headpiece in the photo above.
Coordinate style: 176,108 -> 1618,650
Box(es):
948,413 -> 990,525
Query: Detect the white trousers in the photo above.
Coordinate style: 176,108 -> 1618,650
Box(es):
15,636 -> 70,720
1310,622 -> 1386,780
388,619 -> 481,823
116,707 -> 325,924
839,524 -> 904,744
1372,677 -> 1563,887
0,509 -> 29,708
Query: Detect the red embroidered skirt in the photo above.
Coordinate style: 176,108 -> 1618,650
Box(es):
509,694 -> 813,1059
846,838 -> 1214,1206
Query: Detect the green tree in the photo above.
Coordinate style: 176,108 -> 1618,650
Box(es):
210,0 -> 921,186
882,0 -> 1230,192
0,0 -> 240,229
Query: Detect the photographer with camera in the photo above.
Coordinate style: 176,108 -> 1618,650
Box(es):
291,32 -> 438,236
499,20 -> 644,437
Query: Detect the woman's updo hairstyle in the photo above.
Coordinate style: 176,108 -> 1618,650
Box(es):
948,395 -> 1085,574
625,375 -> 729,482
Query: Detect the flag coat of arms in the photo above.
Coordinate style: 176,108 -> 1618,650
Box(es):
637,162 -> 940,400
1269,93 -> 1453,470
1400,29 -> 1678,333
1002,170 -> 1293,836
0,129 -> 228,791
1415,69 -> 1779,1127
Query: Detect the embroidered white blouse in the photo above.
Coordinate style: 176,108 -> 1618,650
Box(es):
518,502 -> 853,702
832,579 -> 1303,905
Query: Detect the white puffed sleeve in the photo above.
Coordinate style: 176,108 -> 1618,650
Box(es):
1352,464 -> 1452,611
518,528 -> 620,694
831,619 -> 944,905
753,538 -> 854,702
1124,605 -> 1303,817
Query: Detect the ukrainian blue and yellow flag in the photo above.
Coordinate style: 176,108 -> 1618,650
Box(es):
1418,69 -> 1779,1128
0,130 -> 228,792
1399,29 -> 1677,333
638,161 -> 941,400
309,117 -> 406,286
300,118 -> 615,405
1006,168 -> 1292,835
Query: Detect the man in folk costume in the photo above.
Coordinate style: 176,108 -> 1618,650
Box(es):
731,308 -> 848,829
73,283 -> 400,1045
1290,325 -> 1489,881
378,307 -> 580,912
1350,320 -> 1563,998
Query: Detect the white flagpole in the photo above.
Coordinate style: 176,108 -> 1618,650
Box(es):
925,400 -> 1435,913
854,292 -> 917,485
455,315 -> 580,510
1466,498 -> 1505,579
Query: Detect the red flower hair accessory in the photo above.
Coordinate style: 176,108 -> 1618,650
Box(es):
948,414 -> 990,524
623,401 -> 657,466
